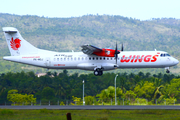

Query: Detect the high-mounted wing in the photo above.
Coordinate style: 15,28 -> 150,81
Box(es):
81,44 -> 120,57
81,44 -> 102,55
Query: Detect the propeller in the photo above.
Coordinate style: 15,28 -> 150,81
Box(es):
114,42 -> 120,65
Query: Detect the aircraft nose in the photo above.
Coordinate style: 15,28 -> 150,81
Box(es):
173,58 -> 179,65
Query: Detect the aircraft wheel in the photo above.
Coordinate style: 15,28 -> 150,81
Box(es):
94,69 -> 103,76
94,70 -> 99,76
166,69 -> 170,73
98,71 -> 103,76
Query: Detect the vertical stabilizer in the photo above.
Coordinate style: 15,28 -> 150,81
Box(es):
3,27 -> 38,56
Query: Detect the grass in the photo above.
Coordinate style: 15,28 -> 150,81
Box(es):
0,109 -> 180,120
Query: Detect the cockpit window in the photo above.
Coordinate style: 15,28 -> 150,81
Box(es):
166,54 -> 171,56
160,53 -> 171,57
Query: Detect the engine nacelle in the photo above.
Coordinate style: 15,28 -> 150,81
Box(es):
93,48 -> 120,57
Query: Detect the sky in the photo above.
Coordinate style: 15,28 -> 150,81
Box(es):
0,0 -> 180,20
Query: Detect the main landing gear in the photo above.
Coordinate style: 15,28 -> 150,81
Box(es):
94,68 -> 103,76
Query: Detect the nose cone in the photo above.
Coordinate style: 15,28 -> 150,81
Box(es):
173,58 -> 179,65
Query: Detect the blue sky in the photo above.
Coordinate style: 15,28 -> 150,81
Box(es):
0,0 -> 180,20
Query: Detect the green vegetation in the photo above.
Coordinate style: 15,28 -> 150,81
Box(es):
0,109 -> 180,120
7,89 -> 36,105
0,13 -> 180,74
0,70 -> 180,105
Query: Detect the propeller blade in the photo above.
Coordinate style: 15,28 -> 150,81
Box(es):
115,42 -> 118,64
121,43 -> 124,51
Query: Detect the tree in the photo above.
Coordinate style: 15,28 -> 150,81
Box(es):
145,72 -> 151,78
41,87 -> 55,100
84,96 -> 94,105
118,76 -> 126,93
96,89 -> 109,101
96,86 -> 123,101
72,96 -> 82,105
107,86 -> 115,100
7,89 -> 18,104
164,78 -> 180,99
153,78 -> 164,100
134,81 -> 155,100
123,90 -> 136,100
7,89 -> 36,105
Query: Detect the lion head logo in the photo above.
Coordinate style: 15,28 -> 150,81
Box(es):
10,37 -> 21,50
106,51 -> 110,55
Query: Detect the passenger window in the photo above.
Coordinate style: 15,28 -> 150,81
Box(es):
107,58 -> 109,60
71,58 -> 73,60
93,57 -> 95,60
74,57 -> 76,60
82,57 -> 84,60
103,57 -> 106,60
67,58 -> 69,61
89,57 -> 91,60
96,57 -> 98,60
100,57 -> 102,60
54,58 -> 56,61
78,58 -> 80,60
64,58 -> 66,61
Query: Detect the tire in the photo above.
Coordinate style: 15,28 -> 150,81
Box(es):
98,71 -> 103,76
94,70 -> 99,76
166,70 -> 170,73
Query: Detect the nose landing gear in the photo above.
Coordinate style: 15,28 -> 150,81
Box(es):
166,69 -> 170,73
165,67 -> 170,73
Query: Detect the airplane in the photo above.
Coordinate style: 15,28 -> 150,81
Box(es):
2,27 -> 179,76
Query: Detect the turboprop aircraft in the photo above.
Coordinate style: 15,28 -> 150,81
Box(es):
2,27 -> 179,76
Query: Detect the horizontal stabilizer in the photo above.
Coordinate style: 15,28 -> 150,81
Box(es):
3,27 -> 18,33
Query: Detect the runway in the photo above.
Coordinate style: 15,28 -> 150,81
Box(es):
0,105 -> 180,110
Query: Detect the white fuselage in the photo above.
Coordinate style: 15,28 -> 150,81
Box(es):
2,27 -> 179,75
3,50 -> 179,71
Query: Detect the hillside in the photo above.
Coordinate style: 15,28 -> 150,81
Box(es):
0,13 -> 180,74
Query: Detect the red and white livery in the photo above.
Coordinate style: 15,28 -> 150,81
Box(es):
2,27 -> 179,76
